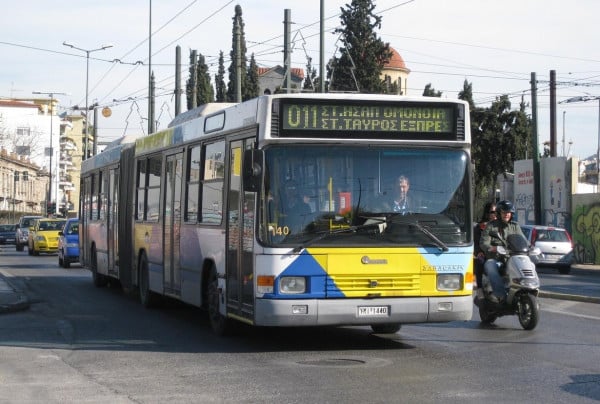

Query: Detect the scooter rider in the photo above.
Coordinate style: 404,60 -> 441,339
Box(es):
479,200 -> 526,304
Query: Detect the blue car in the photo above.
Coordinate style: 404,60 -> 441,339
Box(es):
0,224 -> 17,245
58,218 -> 79,268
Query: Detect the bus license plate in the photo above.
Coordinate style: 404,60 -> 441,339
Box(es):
358,306 -> 389,317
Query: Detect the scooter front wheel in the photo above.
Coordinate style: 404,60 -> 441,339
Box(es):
517,293 -> 539,330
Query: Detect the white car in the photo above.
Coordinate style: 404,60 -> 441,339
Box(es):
15,215 -> 43,252
520,225 -> 574,274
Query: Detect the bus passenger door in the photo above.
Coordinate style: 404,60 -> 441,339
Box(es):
163,152 -> 183,295
226,137 -> 256,320
108,168 -> 118,275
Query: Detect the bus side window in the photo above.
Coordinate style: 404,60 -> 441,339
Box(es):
186,145 -> 201,222
201,140 -> 225,224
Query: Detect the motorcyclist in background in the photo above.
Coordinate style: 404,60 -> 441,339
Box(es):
474,202 -> 497,298
479,200 -> 526,304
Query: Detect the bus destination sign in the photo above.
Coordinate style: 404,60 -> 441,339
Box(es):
279,101 -> 460,140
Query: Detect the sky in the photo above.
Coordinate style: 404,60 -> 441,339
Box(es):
1,0 -> 599,161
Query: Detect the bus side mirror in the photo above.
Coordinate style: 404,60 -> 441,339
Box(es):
243,148 -> 263,192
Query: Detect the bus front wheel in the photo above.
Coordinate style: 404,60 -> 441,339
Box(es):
208,269 -> 230,336
371,323 -> 401,334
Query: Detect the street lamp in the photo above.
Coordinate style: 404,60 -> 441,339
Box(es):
560,96 -> 600,190
32,91 -> 66,215
62,41 -> 113,160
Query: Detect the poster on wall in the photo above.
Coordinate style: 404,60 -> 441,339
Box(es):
541,157 -> 569,228
513,159 -> 534,226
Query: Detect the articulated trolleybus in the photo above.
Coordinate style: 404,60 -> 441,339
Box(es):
80,93 -> 473,335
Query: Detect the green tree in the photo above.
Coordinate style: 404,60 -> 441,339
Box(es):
245,53 -> 260,99
227,5 -> 248,102
423,83 -> 442,97
459,80 -> 490,211
186,51 -> 214,109
327,0 -> 391,93
470,92 -> 532,205
215,51 -> 227,102
458,80 -> 532,212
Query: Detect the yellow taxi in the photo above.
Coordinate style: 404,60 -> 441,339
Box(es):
28,218 -> 66,256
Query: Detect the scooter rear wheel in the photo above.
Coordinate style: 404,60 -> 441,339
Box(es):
517,293 -> 539,330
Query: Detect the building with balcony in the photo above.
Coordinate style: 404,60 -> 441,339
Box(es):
58,113 -> 85,217
0,148 -> 46,222
0,97 -> 83,218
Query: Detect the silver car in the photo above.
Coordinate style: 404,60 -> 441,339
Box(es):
520,225 -> 573,274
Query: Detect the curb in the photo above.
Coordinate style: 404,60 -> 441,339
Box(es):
0,276 -> 30,314
538,290 -> 600,304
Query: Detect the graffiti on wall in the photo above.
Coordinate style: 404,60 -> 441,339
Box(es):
572,202 -> 600,265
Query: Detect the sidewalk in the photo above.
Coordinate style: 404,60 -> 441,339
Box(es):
0,273 -> 30,313
0,265 -> 599,314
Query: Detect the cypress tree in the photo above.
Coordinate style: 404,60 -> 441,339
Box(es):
196,53 -> 214,105
226,5 -> 248,102
215,51 -> 227,102
245,53 -> 260,100
327,0 -> 391,93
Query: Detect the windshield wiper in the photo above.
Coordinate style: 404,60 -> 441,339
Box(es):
386,214 -> 449,252
292,218 -> 385,253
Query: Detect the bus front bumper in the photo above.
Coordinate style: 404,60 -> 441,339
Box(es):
254,295 -> 473,327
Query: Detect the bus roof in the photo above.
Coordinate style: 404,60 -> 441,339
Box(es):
81,133 -> 141,173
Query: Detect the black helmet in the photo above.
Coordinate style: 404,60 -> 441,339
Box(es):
496,200 -> 515,213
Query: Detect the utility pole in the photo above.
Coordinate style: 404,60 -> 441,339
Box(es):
191,50 -> 198,109
283,9 -> 291,93
150,72 -> 156,133
62,41 -> 113,159
175,45 -> 182,116
319,0 -> 325,93
530,73 -> 542,225
235,17 -> 242,102
549,70 -> 557,157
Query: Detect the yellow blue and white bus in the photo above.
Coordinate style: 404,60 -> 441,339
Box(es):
80,93 -> 474,335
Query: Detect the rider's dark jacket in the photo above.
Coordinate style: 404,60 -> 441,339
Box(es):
479,218 -> 525,260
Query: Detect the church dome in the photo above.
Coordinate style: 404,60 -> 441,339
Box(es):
385,47 -> 408,70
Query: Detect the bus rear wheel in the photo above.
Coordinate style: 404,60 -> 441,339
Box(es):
91,246 -> 108,288
139,252 -> 158,308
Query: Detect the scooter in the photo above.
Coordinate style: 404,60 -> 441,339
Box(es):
475,233 -> 541,330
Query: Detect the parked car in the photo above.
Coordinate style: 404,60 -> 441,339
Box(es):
520,224 -> 574,274
58,218 -> 79,268
28,218 -> 66,256
0,224 -> 17,245
16,215 -> 43,251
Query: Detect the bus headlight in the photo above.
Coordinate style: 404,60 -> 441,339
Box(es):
279,277 -> 306,294
437,274 -> 462,291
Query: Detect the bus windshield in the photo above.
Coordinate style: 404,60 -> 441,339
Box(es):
260,145 -> 470,248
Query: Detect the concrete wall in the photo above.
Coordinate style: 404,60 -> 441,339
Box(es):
510,157 -> 600,264
572,193 -> 600,264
